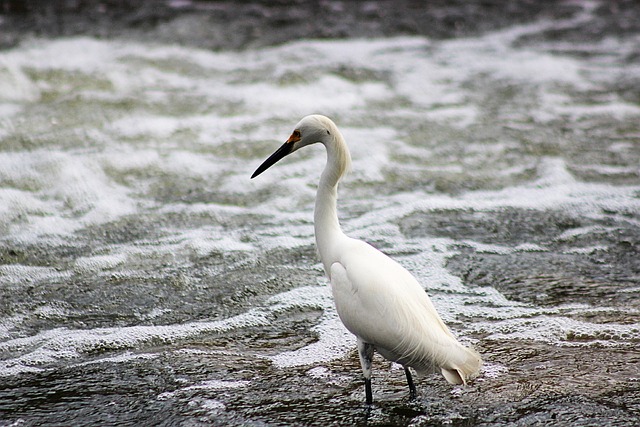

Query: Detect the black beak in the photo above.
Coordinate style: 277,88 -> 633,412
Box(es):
251,142 -> 293,179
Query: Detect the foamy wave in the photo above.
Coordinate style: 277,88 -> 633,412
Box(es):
1,28 -> 638,383
158,379 -> 251,400
0,311 -> 271,376
0,285 -> 337,376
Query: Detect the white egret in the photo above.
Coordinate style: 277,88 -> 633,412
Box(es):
251,115 -> 481,404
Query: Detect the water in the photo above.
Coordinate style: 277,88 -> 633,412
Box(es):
1,2 -> 640,426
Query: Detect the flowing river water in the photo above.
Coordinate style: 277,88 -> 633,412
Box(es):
0,1 -> 639,426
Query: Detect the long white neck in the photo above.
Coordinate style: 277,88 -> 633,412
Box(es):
314,129 -> 351,275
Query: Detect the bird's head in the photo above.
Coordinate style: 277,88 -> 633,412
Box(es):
251,115 -> 334,179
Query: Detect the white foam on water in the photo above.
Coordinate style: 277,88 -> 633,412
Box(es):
109,115 -> 187,140
141,224 -> 257,257
180,230 -> 255,255
199,399 -> 226,413
460,241 -> 513,255
4,37 -> 117,73
344,126 -> 397,183
396,159 -> 640,218
0,284 -> 341,376
555,225 -> 610,241
240,76 -> 390,118
553,102 -> 640,121
0,265 -> 72,286
0,310 -> 272,376
478,362 -> 509,381
0,149 -> 138,240
268,311 -> 354,369
562,245 -> 608,255
158,379 -> 251,400
0,314 -> 25,341
514,243 -> 546,252
573,163 -> 640,177
0,56 -> 41,103
306,366 -> 352,386
1,27 -> 636,240
265,286 -> 356,370
74,253 -> 128,274
477,315 -> 640,345
76,351 -> 159,367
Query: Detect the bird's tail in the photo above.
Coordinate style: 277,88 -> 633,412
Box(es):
440,344 -> 482,385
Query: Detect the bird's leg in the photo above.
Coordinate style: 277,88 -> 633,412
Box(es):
404,366 -> 417,399
357,339 -> 375,405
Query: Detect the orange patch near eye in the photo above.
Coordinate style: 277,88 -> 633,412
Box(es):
286,130 -> 301,144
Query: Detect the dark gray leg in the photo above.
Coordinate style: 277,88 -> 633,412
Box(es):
404,367 -> 417,399
357,339 -> 375,404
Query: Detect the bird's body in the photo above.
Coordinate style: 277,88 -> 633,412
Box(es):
252,115 -> 481,403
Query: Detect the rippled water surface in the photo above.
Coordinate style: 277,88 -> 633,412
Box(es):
1,2 -> 639,426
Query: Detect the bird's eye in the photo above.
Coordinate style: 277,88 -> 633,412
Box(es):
293,130 -> 301,138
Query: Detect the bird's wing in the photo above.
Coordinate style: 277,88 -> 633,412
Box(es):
330,238 -> 479,378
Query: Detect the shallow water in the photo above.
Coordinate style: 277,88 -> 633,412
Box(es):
1,2 -> 640,426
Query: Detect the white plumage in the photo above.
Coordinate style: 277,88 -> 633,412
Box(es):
252,115 -> 481,403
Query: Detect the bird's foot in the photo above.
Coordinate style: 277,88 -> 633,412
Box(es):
404,367 -> 417,400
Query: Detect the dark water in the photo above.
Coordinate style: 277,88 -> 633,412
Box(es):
1,1 -> 639,426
